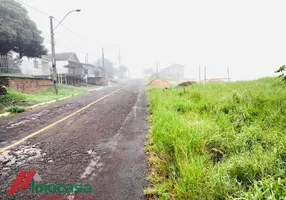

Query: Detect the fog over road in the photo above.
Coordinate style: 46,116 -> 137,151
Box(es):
0,80 -> 148,200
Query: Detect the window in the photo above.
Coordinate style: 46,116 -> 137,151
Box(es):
33,59 -> 39,68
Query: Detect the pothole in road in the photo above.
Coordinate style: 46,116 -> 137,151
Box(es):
0,144 -> 44,173
80,150 -> 103,180
6,110 -> 50,129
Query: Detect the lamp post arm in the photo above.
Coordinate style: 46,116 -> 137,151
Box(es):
53,10 -> 77,31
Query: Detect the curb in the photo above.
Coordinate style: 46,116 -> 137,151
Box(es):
0,112 -> 10,118
27,95 -> 73,110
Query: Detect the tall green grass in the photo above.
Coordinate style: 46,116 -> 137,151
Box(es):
146,77 -> 286,199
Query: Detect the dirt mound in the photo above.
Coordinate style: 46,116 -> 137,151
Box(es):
178,81 -> 196,87
148,79 -> 171,87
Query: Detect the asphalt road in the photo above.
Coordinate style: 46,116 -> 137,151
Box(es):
0,80 -> 148,200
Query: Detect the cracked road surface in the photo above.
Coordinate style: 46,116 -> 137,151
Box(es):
0,80 -> 148,200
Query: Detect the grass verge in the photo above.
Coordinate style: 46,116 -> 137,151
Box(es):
146,77 -> 286,199
4,106 -> 26,113
0,86 -> 87,113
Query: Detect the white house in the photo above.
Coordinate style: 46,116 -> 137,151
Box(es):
47,52 -> 102,85
8,51 -> 52,76
47,52 -> 84,75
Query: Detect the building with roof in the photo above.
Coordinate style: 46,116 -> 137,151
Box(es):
47,52 -> 83,75
47,52 -> 103,85
1,51 -> 52,76
159,64 -> 185,80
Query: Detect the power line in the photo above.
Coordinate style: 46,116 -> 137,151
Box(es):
53,18 -> 85,41
15,0 -> 49,16
14,0 -> 98,58
15,0 -> 85,41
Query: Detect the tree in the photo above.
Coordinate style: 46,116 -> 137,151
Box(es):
0,0 -> 47,58
93,58 -> 115,78
275,65 -> 286,82
118,65 -> 128,78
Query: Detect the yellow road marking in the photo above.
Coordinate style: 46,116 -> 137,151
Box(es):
0,85 -> 130,153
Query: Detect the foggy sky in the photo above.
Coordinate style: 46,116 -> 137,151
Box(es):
20,0 -> 286,80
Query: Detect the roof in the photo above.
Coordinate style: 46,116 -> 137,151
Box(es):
78,62 -> 103,69
47,52 -> 75,61
63,60 -> 84,69
41,55 -> 52,62
167,64 -> 185,68
160,64 -> 185,72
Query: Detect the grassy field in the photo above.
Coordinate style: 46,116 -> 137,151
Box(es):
0,86 -> 87,113
146,77 -> 286,199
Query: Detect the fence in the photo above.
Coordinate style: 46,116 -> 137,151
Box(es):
57,74 -> 85,86
35,74 -> 85,86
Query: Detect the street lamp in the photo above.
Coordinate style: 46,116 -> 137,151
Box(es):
53,9 -> 81,31
50,9 -> 81,94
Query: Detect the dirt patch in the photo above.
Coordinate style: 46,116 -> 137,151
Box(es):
147,79 -> 171,87
178,81 -> 196,87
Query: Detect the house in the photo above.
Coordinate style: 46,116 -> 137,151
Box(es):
47,52 -> 104,85
81,63 -> 104,85
47,52 -> 85,85
159,64 -> 185,80
0,51 -> 52,76
47,52 -> 84,75
0,51 -> 53,93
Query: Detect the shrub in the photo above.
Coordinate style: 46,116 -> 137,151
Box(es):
275,65 -> 286,82
4,106 -> 26,113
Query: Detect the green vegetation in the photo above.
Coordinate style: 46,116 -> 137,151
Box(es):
25,86 -> 87,103
4,106 -> 25,113
0,86 -> 87,113
276,65 -> 286,83
146,77 -> 286,199
0,87 -> 26,103
0,0 -> 47,58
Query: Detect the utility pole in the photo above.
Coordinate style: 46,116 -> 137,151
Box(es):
155,61 -> 160,78
199,65 -> 201,83
204,66 -> 207,83
50,16 -> 58,94
85,53 -> 89,63
49,9 -> 80,94
227,66 -> 230,82
102,47 -> 106,85
118,48 -> 121,67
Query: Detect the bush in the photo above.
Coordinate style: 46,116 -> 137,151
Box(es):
4,106 -> 26,113
0,88 -> 26,103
